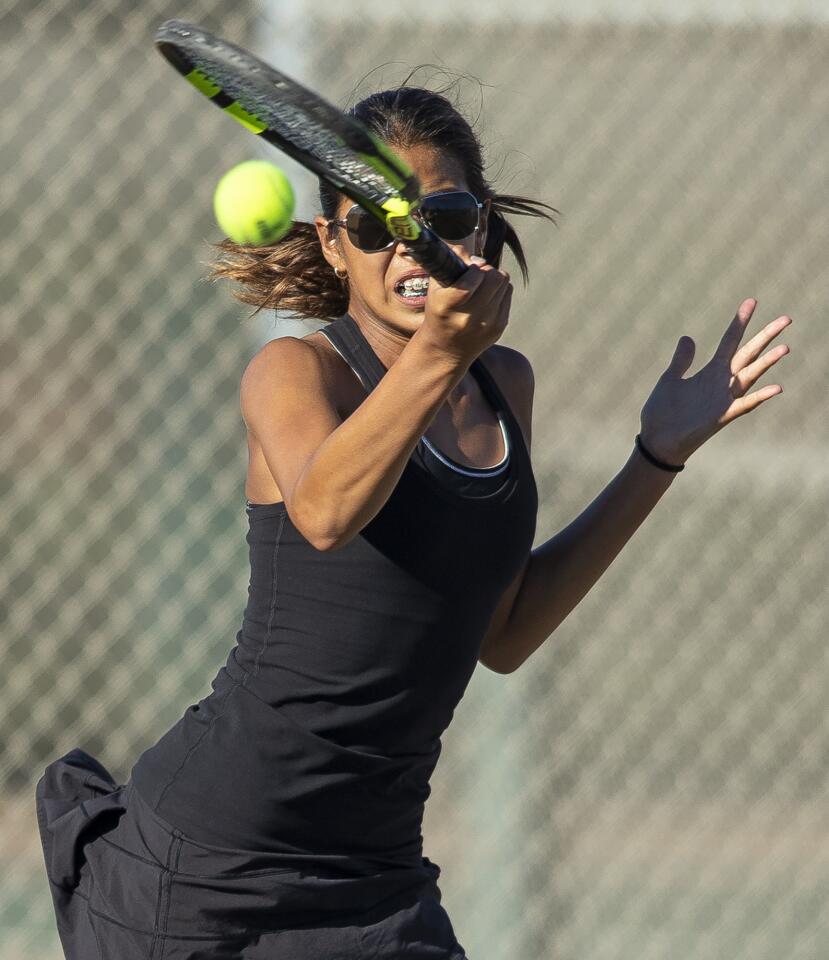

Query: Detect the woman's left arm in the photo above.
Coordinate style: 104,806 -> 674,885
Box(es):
487,298 -> 792,675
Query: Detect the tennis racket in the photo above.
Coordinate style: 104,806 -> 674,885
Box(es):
154,20 -> 468,284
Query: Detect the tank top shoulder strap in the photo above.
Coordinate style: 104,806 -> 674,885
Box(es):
315,313 -> 532,501
470,351 -> 535,472
468,354 -> 508,415
321,315 -> 510,413
317,313 -> 384,393
319,314 -> 528,462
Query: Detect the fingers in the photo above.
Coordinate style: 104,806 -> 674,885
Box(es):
492,276 -> 514,322
732,341 -> 790,396
467,255 -> 510,290
713,298 -> 757,364
732,314 -> 792,374
487,273 -> 513,313
725,382 -> 783,421
447,257 -> 490,297
450,255 -> 511,307
470,259 -> 513,334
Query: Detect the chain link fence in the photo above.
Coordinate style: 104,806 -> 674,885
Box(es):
2,1 -> 826,957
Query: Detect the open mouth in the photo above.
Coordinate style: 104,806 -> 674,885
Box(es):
393,274 -> 430,307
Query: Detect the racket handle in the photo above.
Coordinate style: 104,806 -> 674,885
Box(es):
402,225 -> 468,285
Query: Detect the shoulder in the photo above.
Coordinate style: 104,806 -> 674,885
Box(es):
242,332 -> 345,388
241,331 -> 365,426
482,345 -> 534,392
240,335 -> 338,426
242,336 -> 325,394
478,345 -> 534,450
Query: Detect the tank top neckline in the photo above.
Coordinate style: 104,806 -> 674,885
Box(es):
247,313 -> 525,513
321,313 -> 512,470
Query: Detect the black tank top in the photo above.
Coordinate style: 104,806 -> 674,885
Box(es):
130,313 -> 538,878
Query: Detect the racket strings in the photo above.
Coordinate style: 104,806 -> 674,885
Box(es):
187,53 -> 396,206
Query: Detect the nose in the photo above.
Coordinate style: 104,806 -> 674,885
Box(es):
394,239 -> 418,259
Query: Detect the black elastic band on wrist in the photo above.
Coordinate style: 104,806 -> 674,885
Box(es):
635,434 -> 685,472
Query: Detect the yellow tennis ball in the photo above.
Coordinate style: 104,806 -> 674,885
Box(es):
213,160 -> 295,245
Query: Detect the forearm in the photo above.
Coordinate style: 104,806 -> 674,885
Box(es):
495,444 -> 679,672
299,327 -> 470,549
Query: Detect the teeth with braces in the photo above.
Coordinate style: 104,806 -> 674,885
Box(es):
399,277 -> 429,293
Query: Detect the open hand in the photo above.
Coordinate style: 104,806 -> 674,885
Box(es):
639,299 -> 791,466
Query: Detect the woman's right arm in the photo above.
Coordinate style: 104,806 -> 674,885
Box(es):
240,260 -> 512,550
240,330 -> 468,550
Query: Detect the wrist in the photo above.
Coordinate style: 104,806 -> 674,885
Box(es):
409,325 -> 473,377
635,433 -> 685,472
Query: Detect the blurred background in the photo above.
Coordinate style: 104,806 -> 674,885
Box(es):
1,1 -> 826,958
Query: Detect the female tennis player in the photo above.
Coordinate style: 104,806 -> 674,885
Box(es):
36,85 -> 790,959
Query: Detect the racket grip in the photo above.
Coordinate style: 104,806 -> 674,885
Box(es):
402,225 -> 468,285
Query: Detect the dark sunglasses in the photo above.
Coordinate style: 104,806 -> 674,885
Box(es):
329,190 -> 485,252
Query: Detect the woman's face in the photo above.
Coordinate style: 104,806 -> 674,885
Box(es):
314,142 -> 489,340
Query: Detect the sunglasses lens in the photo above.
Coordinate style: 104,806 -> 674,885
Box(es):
419,193 -> 480,241
341,192 -> 480,251
346,207 -> 393,251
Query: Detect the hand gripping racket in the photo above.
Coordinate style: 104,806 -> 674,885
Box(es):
154,20 -> 468,284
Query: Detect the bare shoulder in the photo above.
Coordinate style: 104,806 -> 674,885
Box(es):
241,335 -> 323,391
240,335 -> 335,427
243,333 -> 318,373
479,345 -> 534,450
241,331 -> 348,390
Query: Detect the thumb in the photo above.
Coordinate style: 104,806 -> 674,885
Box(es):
663,335 -> 695,379
443,254 -> 489,297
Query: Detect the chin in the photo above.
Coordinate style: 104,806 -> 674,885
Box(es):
385,297 -> 425,318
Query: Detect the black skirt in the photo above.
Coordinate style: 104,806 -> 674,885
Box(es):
35,748 -> 469,959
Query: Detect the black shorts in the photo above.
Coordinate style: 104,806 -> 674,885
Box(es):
35,748 -> 469,959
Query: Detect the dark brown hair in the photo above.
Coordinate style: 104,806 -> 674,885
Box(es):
208,84 -> 558,320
